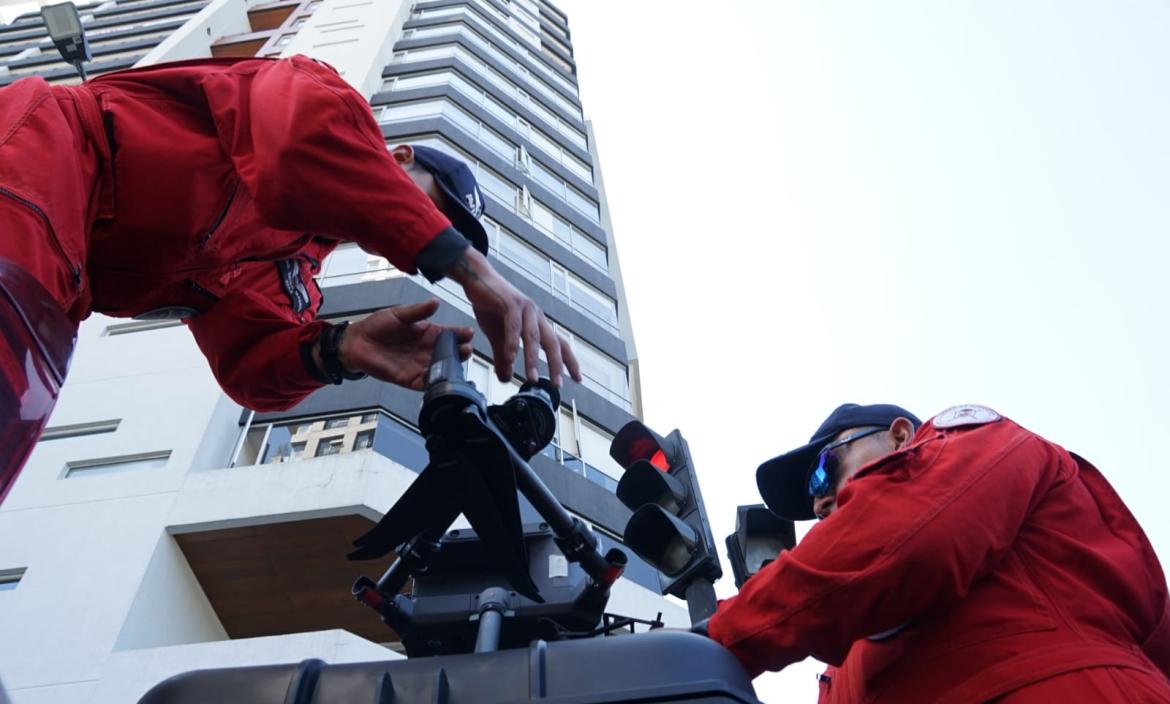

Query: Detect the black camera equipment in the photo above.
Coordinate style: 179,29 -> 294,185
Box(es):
349,330 -> 631,655
137,331 -> 764,703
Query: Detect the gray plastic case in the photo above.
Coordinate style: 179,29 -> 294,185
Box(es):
138,631 -> 761,703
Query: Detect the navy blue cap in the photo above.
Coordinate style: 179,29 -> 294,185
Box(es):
756,403 -> 922,521
410,144 -> 489,256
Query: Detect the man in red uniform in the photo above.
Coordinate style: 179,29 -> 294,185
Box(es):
704,403 -> 1170,702
0,55 -> 580,500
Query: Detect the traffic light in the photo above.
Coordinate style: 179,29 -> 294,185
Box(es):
724,504 -> 795,589
610,421 -> 721,621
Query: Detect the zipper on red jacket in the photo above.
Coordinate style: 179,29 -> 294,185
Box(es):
199,183 -> 239,248
0,187 -> 83,289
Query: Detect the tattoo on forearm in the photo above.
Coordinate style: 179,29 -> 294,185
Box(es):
455,254 -> 480,283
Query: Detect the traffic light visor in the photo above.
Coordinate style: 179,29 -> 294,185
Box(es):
616,461 -> 686,513
610,421 -> 671,471
624,505 -> 698,576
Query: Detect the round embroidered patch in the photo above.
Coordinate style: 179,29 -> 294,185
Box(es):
933,404 -> 1002,429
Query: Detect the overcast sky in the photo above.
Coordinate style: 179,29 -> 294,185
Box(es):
559,1 -> 1170,700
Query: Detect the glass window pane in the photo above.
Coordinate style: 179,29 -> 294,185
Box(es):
441,100 -> 479,135
530,200 -> 556,235
530,160 -> 563,194
566,188 -> 600,221
262,425 -> 298,463
573,233 -> 607,268
574,341 -> 628,398
479,127 -> 516,161
550,214 -> 572,243
562,156 -> 592,183
500,233 -> 549,280
391,73 -> 448,91
371,413 -> 428,471
378,100 -> 443,123
476,165 -> 516,205
315,437 -> 345,457
569,277 -> 617,325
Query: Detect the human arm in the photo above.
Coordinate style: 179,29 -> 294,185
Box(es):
187,261 -> 472,411
201,57 -> 579,385
442,247 -> 580,386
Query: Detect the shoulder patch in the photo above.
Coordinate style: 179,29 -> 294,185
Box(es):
933,404 -> 1002,429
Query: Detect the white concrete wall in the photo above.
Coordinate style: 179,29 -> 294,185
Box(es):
113,534 -> 228,652
280,0 -> 411,99
136,0 -> 256,65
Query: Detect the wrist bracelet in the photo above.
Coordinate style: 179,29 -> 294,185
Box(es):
319,322 -> 367,384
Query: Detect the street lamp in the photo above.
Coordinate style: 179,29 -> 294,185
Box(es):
40,2 -> 91,80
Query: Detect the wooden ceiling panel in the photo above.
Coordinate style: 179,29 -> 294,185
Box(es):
175,515 -> 402,644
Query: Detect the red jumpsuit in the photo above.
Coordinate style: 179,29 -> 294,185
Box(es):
0,55 -> 463,412
708,411 -> 1170,703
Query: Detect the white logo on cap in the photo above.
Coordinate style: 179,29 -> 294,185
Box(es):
932,404 -> 1002,429
465,188 -> 483,218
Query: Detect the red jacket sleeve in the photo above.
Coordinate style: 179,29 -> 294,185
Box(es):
198,55 -> 453,274
707,420 -> 1062,677
186,260 -> 326,412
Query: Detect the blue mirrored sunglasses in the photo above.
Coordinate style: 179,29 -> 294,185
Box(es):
806,427 -> 888,499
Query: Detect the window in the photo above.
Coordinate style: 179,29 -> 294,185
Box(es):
316,242 -> 402,288
40,419 -> 120,441
324,418 -> 349,429
64,451 -> 171,478
0,568 -> 26,592
462,4 -> 573,91
396,21 -> 578,114
232,410 -> 430,472
315,438 -> 345,457
378,99 -> 517,163
386,68 -> 586,150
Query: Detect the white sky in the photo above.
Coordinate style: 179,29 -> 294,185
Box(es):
560,1 -> 1170,700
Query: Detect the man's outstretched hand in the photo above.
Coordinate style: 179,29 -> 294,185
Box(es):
444,248 -> 582,386
339,298 -> 473,390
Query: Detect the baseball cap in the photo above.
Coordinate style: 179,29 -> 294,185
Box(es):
756,403 -> 922,521
410,144 -> 490,256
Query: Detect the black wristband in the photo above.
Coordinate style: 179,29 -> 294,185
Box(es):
319,322 -> 367,384
300,338 -> 331,385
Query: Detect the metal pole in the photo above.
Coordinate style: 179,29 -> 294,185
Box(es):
474,609 -> 503,653
684,579 -> 718,624
473,587 -> 509,654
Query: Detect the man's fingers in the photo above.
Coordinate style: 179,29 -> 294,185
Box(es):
561,335 -> 582,383
541,319 -> 565,386
458,341 -> 473,360
496,303 -> 522,381
522,303 -> 541,382
394,298 -> 440,324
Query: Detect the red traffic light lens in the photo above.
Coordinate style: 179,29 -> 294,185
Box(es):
650,449 -> 669,472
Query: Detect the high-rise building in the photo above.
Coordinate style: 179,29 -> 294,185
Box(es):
0,2 -> 682,701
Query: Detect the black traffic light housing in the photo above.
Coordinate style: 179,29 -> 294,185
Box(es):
724,504 -> 796,589
611,421 -> 721,622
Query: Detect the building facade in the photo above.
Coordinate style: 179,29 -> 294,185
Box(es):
0,1 -> 680,702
